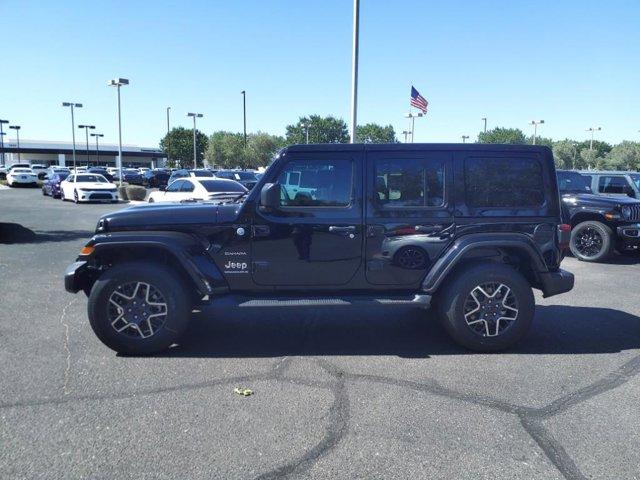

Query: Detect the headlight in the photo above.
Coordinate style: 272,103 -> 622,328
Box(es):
621,206 -> 632,220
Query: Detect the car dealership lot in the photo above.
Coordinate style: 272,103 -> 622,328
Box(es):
1,188 -> 639,480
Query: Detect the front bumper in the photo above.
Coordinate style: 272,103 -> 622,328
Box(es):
539,268 -> 574,298
64,260 -> 88,293
617,224 -> 640,249
77,190 -> 118,202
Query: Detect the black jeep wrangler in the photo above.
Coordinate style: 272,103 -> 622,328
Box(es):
65,144 -> 574,354
557,170 -> 640,261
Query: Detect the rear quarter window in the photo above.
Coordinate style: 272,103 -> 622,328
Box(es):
464,157 -> 545,208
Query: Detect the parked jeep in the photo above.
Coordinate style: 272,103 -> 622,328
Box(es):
557,170 -> 640,261
65,144 -> 574,354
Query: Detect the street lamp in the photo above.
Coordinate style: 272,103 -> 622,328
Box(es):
586,126 -> 602,150
461,135 -> 469,143
166,106 -> 171,166
529,120 -> 545,145
62,102 -> 82,171
404,112 -> 423,143
349,0 -> 360,143
78,125 -> 95,166
402,130 -> 411,143
0,119 -> 8,165
91,133 -> 104,165
108,78 -> 129,186
9,125 -> 21,161
241,91 -> 247,147
299,122 -> 312,144
481,117 -> 487,133
187,112 -> 203,169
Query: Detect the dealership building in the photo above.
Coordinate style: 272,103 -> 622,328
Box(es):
0,139 -> 166,169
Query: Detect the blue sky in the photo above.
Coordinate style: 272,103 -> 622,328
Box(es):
1,0 -> 638,147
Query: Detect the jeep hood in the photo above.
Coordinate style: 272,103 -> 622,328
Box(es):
98,202 -> 243,232
561,193 -> 640,208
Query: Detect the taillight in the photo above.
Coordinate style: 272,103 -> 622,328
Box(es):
558,224 -> 571,250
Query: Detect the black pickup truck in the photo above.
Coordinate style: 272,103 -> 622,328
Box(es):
557,170 -> 640,261
65,144 -> 574,354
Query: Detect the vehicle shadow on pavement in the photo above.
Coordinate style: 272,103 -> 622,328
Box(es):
0,223 -> 93,244
152,304 -> 640,358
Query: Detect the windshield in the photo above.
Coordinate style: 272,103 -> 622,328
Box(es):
199,180 -> 247,193
13,169 -> 32,173
217,171 -> 256,181
557,171 -> 592,193
630,174 -> 640,190
76,174 -> 108,183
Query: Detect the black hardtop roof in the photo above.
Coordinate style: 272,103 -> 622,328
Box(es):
284,143 -> 552,155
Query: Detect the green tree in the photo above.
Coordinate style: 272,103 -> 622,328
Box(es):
580,149 -> 602,170
247,132 -> 286,167
477,127 -> 527,144
356,123 -> 398,143
206,131 -> 286,169
528,136 -> 554,148
552,140 -> 580,169
285,115 -> 349,144
575,140 -> 612,159
604,141 -> 640,170
160,127 -> 208,168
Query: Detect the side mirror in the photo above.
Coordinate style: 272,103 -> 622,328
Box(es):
260,183 -> 280,211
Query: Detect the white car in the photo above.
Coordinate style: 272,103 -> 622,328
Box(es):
6,168 -> 38,187
60,173 -> 118,203
138,167 -> 150,174
147,178 -> 247,203
8,163 -> 31,171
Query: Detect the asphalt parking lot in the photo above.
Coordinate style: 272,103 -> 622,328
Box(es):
1,187 -> 639,480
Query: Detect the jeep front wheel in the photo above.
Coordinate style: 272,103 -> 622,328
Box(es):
436,262 -> 535,352
569,221 -> 612,262
87,262 -> 191,354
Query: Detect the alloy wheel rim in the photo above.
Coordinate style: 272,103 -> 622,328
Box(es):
574,227 -> 603,258
463,282 -> 519,337
108,281 -> 168,338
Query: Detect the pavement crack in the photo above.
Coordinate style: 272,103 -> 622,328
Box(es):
59,297 -> 77,395
255,368 -> 349,480
519,415 -> 586,480
535,354 -> 640,419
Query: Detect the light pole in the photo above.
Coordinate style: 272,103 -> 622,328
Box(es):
482,117 -> 487,133
187,112 -> 203,169
586,126 -> 602,150
78,125 -> 95,166
299,122 -> 312,144
241,91 -> 247,147
91,133 -> 104,165
402,130 -> 411,143
62,102 -> 82,171
349,0 -> 359,143
529,120 -> 545,145
108,78 -> 129,187
0,119 -> 8,165
404,112 -> 423,143
572,142 -> 578,169
166,106 -> 171,166
462,135 -> 469,143
9,125 -> 21,161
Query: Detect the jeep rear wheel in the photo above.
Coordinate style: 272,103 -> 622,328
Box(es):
570,221 -> 613,262
88,262 -> 191,354
435,262 -> 534,352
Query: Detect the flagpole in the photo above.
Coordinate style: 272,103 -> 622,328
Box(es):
349,0 -> 360,143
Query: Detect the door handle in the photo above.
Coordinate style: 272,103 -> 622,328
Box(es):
329,225 -> 357,234
414,224 -> 443,233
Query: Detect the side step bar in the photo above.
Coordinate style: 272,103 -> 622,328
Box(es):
208,294 -> 431,309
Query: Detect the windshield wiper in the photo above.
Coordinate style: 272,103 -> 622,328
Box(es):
223,191 -> 249,204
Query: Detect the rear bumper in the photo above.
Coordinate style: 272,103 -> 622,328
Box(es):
64,260 -> 88,293
539,268 -> 574,298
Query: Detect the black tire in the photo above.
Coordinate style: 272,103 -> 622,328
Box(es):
148,198 -> 155,203
88,262 -> 191,355
435,262 -> 535,352
42,186 -> 47,196
569,221 -> 613,262
73,190 -> 79,204
61,189 -> 66,201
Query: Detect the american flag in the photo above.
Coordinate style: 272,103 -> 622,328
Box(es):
410,86 -> 428,113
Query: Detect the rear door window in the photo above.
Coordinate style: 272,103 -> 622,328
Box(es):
373,158 -> 444,208
598,176 -> 629,194
465,157 -> 545,208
